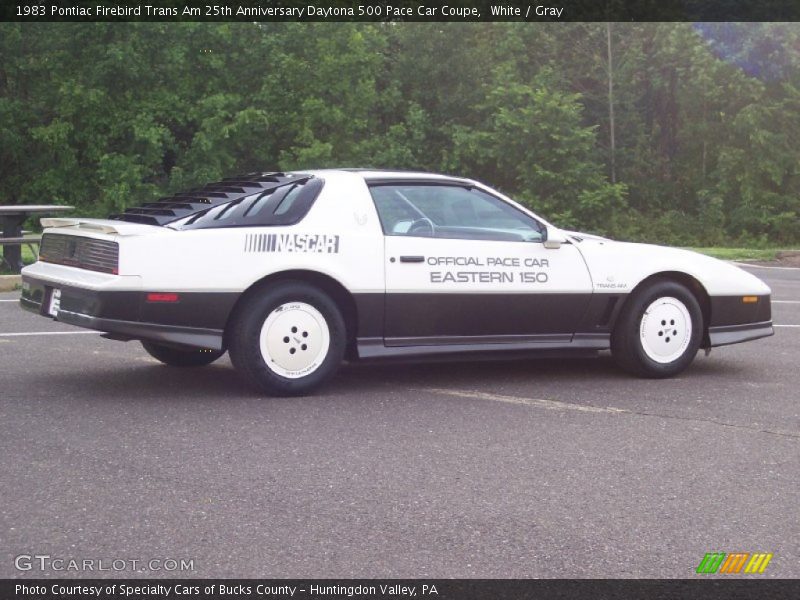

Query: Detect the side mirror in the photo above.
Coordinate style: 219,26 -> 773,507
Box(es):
542,226 -> 567,249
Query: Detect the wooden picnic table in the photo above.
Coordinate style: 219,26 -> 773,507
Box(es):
0,205 -> 74,273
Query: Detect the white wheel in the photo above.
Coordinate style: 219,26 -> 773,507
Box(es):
612,280 -> 703,378
228,281 -> 346,396
639,297 -> 692,364
259,302 -> 331,379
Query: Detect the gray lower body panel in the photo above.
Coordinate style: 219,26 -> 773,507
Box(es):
707,321 -> 773,348
57,309 -> 224,351
357,333 -> 609,360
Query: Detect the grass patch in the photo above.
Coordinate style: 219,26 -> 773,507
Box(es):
21,244 -> 37,264
0,243 -> 39,274
685,248 -> 789,261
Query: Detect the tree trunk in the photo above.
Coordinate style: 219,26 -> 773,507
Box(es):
606,22 -> 617,184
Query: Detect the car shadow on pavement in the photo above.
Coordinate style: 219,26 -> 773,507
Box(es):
28,351 -> 743,403
329,351 -> 749,395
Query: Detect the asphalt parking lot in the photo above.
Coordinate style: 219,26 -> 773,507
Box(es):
1,265 -> 798,579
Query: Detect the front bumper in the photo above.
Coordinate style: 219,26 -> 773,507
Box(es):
707,321 -> 774,347
707,295 -> 773,348
20,275 -> 228,351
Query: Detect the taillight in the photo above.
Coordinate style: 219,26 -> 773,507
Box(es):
39,234 -> 119,274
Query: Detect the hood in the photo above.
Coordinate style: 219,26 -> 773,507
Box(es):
562,230 -> 612,243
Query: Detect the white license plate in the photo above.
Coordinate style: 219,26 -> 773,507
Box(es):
48,288 -> 61,317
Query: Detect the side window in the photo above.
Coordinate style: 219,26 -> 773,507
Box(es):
369,184 -> 543,242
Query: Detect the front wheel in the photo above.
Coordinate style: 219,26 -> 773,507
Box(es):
141,341 -> 224,367
611,280 -> 703,378
228,282 -> 346,396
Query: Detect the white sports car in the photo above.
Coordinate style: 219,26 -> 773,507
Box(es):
20,170 -> 773,395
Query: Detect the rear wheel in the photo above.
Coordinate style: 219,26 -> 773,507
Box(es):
228,282 -> 346,396
611,280 -> 703,378
141,341 -> 224,367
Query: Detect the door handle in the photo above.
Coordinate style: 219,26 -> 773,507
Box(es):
399,256 -> 425,263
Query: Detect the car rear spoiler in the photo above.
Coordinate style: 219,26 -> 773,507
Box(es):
40,217 -> 168,236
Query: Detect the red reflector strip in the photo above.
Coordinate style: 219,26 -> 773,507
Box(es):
146,293 -> 180,303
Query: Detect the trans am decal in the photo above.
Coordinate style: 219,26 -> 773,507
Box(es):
244,233 -> 340,254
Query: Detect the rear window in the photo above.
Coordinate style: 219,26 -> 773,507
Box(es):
176,178 -> 324,230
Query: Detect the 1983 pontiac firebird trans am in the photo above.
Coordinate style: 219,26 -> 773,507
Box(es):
20,170 -> 773,395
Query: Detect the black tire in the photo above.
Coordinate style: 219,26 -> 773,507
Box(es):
141,341 -> 224,367
227,281 -> 346,396
611,279 -> 703,378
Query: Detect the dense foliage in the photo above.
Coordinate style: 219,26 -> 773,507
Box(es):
1,22 -> 799,245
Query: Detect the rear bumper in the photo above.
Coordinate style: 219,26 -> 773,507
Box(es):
57,310 -> 224,351
20,275 -> 226,350
707,321 -> 773,348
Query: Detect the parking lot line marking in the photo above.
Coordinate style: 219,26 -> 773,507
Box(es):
773,301 -> 800,304
774,324 -> 800,328
0,299 -> 19,302
420,388 -> 800,439
733,262 -> 800,271
419,387 -> 629,414
0,331 -> 99,337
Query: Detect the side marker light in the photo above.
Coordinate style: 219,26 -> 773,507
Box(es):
146,293 -> 180,303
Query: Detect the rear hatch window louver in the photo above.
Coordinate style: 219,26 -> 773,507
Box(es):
109,172 -> 317,227
175,177 -> 324,230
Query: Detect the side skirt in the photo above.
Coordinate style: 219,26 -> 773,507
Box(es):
357,333 -> 610,360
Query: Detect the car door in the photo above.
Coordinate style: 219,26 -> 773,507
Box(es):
369,182 -> 593,347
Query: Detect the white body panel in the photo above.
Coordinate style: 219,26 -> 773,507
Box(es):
23,261 -> 142,291
30,172 -> 387,294
572,239 -> 771,296
384,236 -> 591,295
